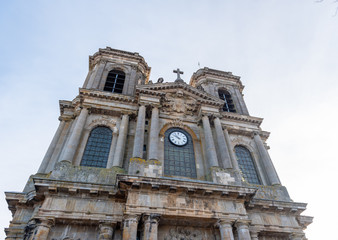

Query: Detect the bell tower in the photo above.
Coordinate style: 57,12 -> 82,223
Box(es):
190,67 -> 249,115
83,47 -> 151,95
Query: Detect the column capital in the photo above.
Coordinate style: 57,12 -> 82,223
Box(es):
234,219 -> 251,229
36,217 -> 55,228
217,218 -> 235,227
124,214 -> 140,223
99,221 -> 116,240
142,214 -> 161,224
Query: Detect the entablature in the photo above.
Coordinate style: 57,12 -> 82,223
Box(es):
247,198 -> 308,215
117,175 -> 257,201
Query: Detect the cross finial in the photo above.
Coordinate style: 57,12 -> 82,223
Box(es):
173,68 -> 184,83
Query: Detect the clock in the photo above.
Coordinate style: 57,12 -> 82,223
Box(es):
169,131 -> 188,146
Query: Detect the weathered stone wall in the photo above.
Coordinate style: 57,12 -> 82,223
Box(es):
158,225 -> 220,240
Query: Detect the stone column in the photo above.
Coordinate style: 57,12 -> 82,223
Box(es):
38,120 -> 66,173
132,105 -> 146,158
148,106 -> 159,160
122,215 -> 139,240
218,220 -> 234,240
235,221 -> 251,240
61,108 -> 89,163
32,218 -> 54,239
98,222 -> 116,240
202,115 -> 219,167
106,130 -> 118,168
143,214 -> 160,240
253,132 -> 281,185
214,117 -> 233,169
113,114 -> 130,167
223,127 -> 239,170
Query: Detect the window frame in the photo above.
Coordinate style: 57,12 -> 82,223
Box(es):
218,89 -> 236,113
234,145 -> 262,185
103,69 -> 126,94
80,126 -> 113,168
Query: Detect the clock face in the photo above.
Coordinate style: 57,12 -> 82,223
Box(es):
169,131 -> 188,146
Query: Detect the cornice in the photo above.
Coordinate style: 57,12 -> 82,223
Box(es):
247,198 -> 308,214
79,88 -> 137,104
137,82 -> 224,107
220,112 -> 263,126
190,67 -> 244,92
89,47 -> 151,75
117,175 -> 257,201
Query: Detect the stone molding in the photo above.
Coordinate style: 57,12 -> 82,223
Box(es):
89,47 -> 151,78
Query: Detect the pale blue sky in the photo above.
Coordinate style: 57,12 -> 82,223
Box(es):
1,1 -> 338,239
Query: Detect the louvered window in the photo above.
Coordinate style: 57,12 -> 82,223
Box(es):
218,89 -> 236,112
103,69 -> 125,93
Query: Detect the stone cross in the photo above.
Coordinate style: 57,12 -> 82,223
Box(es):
173,68 -> 184,79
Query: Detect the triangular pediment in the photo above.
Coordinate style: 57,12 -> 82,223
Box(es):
136,82 -> 224,117
136,82 -> 224,106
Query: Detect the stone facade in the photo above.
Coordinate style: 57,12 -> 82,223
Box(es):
5,47 -> 312,240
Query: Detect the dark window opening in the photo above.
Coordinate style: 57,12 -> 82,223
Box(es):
143,145 -> 147,151
145,120 -> 149,125
164,128 -> 197,178
103,69 -> 125,93
218,89 -> 236,113
235,146 -> 261,184
80,127 -> 112,168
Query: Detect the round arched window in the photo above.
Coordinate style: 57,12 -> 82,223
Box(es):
235,146 -> 261,184
103,69 -> 125,93
164,128 -> 196,178
81,127 -> 112,168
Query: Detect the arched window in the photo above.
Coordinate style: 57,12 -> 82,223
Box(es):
164,128 -> 197,178
80,127 -> 112,168
235,146 -> 261,184
103,69 -> 125,93
218,89 -> 236,112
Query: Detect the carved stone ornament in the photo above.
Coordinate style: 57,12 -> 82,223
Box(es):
89,116 -> 117,131
168,119 -> 184,128
164,227 -> 203,240
163,91 -> 197,115
196,85 -> 205,92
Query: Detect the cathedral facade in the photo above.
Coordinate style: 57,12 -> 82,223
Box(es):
5,47 -> 312,240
